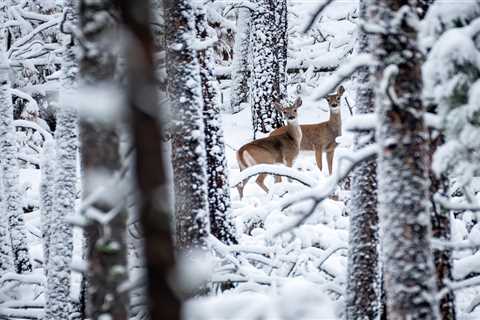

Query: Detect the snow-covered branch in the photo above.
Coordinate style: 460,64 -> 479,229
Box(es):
303,0 -> 337,33
434,194 -> 480,212
13,120 -> 53,142
272,144 -> 379,236
313,54 -> 377,100
232,164 -> 318,188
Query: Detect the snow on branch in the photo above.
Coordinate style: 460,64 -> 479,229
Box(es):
431,238 -> 480,251
438,276 -> 480,300
7,17 -> 62,55
434,194 -> 480,212
11,88 -> 39,112
313,54 -> 377,100
13,120 -> 53,142
223,1 -> 259,15
271,144 -> 379,236
303,0 -> 336,33
344,113 -> 377,132
231,164 -> 318,188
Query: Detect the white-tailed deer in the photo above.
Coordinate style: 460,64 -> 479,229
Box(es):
236,97 -> 303,199
270,85 -> 345,175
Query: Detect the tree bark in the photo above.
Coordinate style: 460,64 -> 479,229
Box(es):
45,1 -> 78,318
195,7 -> 237,245
371,0 -> 439,318
250,0 -> 284,138
230,8 -> 251,114
79,1 -> 128,319
166,0 -> 210,250
0,31 -> 31,275
0,50 -> 14,274
274,0 -> 288,102
113,0 -> 181,319
345,1 -> 381,319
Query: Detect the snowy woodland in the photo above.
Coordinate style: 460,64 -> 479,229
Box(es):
2,0 -> 480,319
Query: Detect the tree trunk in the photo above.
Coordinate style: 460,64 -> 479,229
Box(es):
195,7 -> 237,245
40,140 -> 55,277
250,0 -> 284,138
0,39 -> 31,275
166,0 -> 210,250
274,0 -> 288,101
45,1 -> 78,318
429,133 -> 456,320
371,0 -> 439,319
345,1 -> 381,319
79,0 -> 128,319
0,51 -> 14,274
230,8 -> 251,114
113,0 -> 182,319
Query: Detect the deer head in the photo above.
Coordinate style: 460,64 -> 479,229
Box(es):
274,97 -> 303,121
324,85 -> 345,111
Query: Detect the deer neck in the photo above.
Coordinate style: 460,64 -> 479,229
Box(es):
286,119 -> 302,145
329,107 -> 342,135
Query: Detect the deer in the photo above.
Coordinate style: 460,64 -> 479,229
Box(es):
269,85 -> 345,175
236,97 -> 303,199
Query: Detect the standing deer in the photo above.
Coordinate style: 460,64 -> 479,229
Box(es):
236,97 -> 303,199
270,85 -> 345,175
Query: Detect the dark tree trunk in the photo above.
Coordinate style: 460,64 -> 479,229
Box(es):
429,132 -> 456,320
370,0 -> 439,318
230,8 -> 251,113
113,0 -> 181,319
274,0 -> 288,101
165,0 -> 210,250
250,0 -> 284,138
79,1 -> 128,319
195,8 -> 237,245
345,1 -> 381,319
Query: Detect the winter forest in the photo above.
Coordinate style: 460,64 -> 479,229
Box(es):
3,0 -> 480,319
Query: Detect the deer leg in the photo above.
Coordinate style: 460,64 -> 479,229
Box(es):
327,149 -> 335,175
237,177 -> 250,200
256,174 -> 270,194
274,175 -> 282,184
315,149 -> 323,173
285,158 -> 294,182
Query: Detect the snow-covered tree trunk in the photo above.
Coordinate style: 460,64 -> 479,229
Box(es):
371,0 -> 439,318
429,137 -> 456,320
78,1 -> 128,319
419,3 -> 456,319
230,8 -> 251,114
40,139 -> 55,276
274,0 -> 288,101
114,0 -> 181,318
45,1 -> 78,318
345,1 -> 381,319
0,41 -> 31,274
0,50 -> 14,274
195,6 -> 237,245
166,0 -> 210,250
250,0 -> 284,138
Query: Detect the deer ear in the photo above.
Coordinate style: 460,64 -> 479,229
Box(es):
294,97 -> 303,108
337,85 -> 345,96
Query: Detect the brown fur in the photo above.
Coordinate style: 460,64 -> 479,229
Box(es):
236,98 -> 303,199
270,85 -> 345,174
